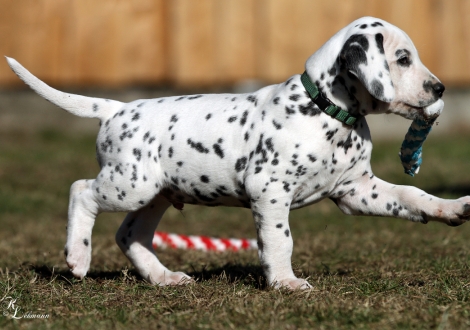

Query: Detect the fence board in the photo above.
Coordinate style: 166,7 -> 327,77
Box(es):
0,0 -> 469,87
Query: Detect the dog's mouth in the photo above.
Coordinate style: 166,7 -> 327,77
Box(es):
403,99 -> 444,121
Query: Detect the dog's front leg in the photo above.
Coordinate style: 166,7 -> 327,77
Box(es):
334,173 -> 470,226
250,194 -> 312,290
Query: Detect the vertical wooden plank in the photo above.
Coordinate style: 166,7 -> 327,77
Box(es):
212,0 -> 256,83
254,0 -> 321,83
436,0 -> 468,84
461,0 -> 470,85
0,0 -> 20,85
114,0 -> 167,85
168,0 -> 217,86
255,0 -> 364,83
0,0 -> 52,82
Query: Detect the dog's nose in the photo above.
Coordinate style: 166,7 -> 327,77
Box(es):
433,82 -> 445,98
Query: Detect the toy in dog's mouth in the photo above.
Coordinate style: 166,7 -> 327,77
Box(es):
399,99 -> 443,177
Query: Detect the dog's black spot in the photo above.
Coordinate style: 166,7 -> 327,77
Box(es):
289,94 -> 301,101
375,33 -> 385,54
369,79 -> 385,99
228,116 -> 237,123
143,131 -> 150,141
372,193 -> 378,199
341,34 -> 369,70
83,239 -> 89,247
285,106 -> 296,115
360,24 -> 368,29
272,120 -> 282,130
213,144 -> 224,159
276,223 -> 283,228
133,148 -> 142,161
283,182 -> 290,192
240,111 -> 248,126
187,139 -> 210,153
200,175 -> 210,183
273,97 -> 280,105
384,60 -> 390,71
261,139 -> 272,154
247,95 -> 257,103
188,95 -> 202,100
284,229 -> 290,237
235,157 -> 247,172
326,129 -> 338,141
299,101 -> 321,116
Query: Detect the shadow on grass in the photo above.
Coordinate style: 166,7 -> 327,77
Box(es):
28,263 -> 267,288
188,263 -> 267,289
29,264 -> 141,283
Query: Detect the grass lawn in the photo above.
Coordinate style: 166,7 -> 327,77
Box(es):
0,127 -> 469,329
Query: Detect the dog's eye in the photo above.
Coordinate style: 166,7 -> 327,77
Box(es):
397,56 -> 411,66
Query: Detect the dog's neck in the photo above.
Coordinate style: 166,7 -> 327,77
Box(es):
305,64 -> 383,119
304,38 -> 387,118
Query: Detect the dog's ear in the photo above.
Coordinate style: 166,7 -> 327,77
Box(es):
340,33 -> 395,102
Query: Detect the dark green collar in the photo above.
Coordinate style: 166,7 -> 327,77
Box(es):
300,71 -> 357,126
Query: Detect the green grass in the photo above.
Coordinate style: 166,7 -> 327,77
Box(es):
0,128 -> 470,329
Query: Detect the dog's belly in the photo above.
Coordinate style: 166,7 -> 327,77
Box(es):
159,185 -> 250,208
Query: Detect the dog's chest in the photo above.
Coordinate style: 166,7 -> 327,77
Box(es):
285,121 -> 372,209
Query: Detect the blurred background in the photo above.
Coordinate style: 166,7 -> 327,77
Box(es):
0,0 -> 470,137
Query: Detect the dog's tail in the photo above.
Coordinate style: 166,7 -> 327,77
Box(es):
5,57 -> 123,120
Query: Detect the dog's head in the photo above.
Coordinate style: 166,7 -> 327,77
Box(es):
306,17 -> 444,120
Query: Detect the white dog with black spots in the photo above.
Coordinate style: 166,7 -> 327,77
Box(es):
7,16 -> 470,290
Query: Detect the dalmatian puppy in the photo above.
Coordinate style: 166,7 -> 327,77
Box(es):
6,16 -> 470,290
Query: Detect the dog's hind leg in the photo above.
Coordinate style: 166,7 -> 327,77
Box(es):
65,173 -> 161,279
65,179 -> 102,279
115,195 -> 193,286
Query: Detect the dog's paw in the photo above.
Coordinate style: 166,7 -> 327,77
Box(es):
432,198 -> 470,227
272,277 -> 312,290
448,199 -> 470,227
149,270 -> 194,286
65,245 -> 91,279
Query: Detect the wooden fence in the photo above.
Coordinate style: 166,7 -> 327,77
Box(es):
0,0 -> 469,88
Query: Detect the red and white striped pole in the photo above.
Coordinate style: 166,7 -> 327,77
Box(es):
153,232 -> 257,252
